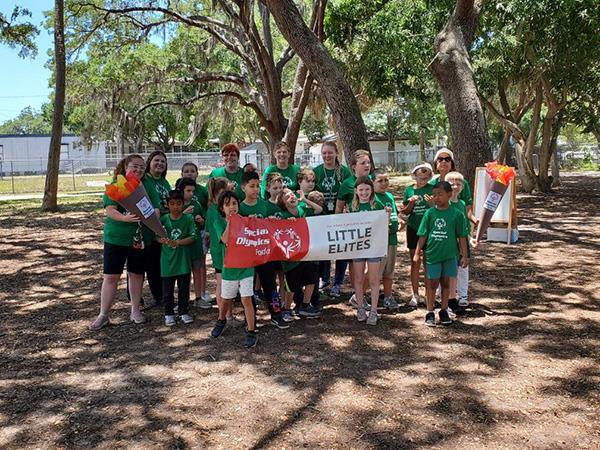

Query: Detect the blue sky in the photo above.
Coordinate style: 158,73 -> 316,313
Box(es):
0,1 -> 54,122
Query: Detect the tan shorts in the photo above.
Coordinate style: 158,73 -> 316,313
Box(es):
379,244 -> 397,279
221,276 -> 254,299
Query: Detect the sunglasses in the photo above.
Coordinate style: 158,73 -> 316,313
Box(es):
437,156 -> 453,162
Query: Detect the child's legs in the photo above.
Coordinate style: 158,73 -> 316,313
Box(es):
239,276 -> 256,330
320,260 -> 331,284
425,261 -> 442,311
439,258 -> 458,309
409,249 -> 420,295
192,265 -> 203,298
380,245 -> 396,297
162,276 -> 176,316
310,263 -> 321,305
333,259 -> 348,286
447,276 -> 458,301
256,262 -> 280,315
276,270 -> 286,299
176,273 -> 191,315
301,262 -> 318,304
352,260 -> 366,306
100,274 -> 120,315
440,277 -> 452,309
200,256 -> 207,295
457,265 -> 469,299
367,260 -> 381,310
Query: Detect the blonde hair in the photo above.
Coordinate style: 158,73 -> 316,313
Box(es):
207,177 -> 230,204
322,141 -> 343,183
352,176 -> 375,211
446,171 -> 464,181
296,167 -> 316,184
307,190 -> 325,208
350,149 -> 371,175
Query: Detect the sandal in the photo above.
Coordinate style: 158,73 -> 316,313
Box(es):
130,312 -> 147,324
89,314 -> 110,331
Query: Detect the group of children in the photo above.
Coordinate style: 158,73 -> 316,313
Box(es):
90,143 -> 478,348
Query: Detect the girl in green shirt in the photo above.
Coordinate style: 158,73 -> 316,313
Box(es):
349,176 -> 387,326
90,154 -> 149,330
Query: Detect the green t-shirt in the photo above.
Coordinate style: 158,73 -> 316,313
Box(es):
266,199 -> 284,218
314,164 -> 352,214
348,199 -> 385,213
336,175 -> 356,205
450,199 -> 471,235
239,198 -> 268,218
160,214 -> 196,277
209,166 -> 245,200
206,204 -> 225,270
102,194 -> 152,247
193,182 -> 209,211
429,175 -> 472,206
402,184 -> 434,231
375,191 -> 399,246
417,206 -> 468,264
214,217 -> 255,281
185,199 -> 205,260
260,164 -> 300,199
143,174 -> 171,215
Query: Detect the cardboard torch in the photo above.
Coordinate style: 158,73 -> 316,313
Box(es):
475,161 -> 516,242
105,173 -> 167,238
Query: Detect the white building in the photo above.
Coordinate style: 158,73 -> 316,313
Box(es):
0,134 -> 108,175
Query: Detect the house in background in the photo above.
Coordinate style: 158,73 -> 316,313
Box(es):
0,134 -> 108,175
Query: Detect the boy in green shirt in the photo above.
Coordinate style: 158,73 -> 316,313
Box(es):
373,168 -> 401,310
415,181 -> 469,327
159,190 -> 197,327
211,191 -> 259,348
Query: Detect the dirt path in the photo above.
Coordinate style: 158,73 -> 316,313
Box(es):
1,173 -> 599,449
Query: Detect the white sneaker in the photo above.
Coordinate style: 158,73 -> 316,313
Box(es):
349,294 -> 371,310
366,310 -> 378,326
408,294 -> 419,307
458,297 -> 469,307
200,293 -> 213,303
195,297 -> 213,309
357,307 -> 367,322
165,315 -> 176,326
447,307 -> 457,320
180,314 -> 194,324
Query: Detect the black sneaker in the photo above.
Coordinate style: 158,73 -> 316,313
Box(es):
299,303 -> 322,318
244,330 -> 258,348
211,319 -> 227,338
448,298 -> 459,311
270,314 -> 290,329
439,309 -> 453,326
425,312 -> 436,327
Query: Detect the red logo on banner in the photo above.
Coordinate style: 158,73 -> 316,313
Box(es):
224,215 -> 310,268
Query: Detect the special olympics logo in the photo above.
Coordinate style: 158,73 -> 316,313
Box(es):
171,228 -> 182,240
434,218 -> 446,230
273,228 -> 302,258
322,175 -> 335,192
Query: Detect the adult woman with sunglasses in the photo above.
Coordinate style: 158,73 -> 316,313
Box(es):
430,148 -> 473,214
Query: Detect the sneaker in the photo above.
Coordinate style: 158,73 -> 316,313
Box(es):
408,294 -> 419,308
180,314 -> 194,324
319,279 -> 331,290
195,297 -> 213,309
200,293 -> 213,303
418,295 -> 426,306
439,309 -> 453,326
281,309 -> 294,323
330,284 -> 341,298
244,330 -> 258,348
357,307 -> 367,322
447,307 -> 457,320
448,298 -> 459,311
458,297 -> 469,307
299,303 -> 322,318
130,311 -> 146,324
211,319 -> 227,338
425,312 -> 436,327
89,314 -> 110,331
366,310 -> 378,326
227,315 -> 246,328
382,296 -> 399,310
253,291 -> 263,304
348,294 -> 371,310
270,314 -> 290,329
165,315 -> 176,327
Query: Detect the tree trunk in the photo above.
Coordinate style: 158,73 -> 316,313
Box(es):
262,0 -> 370,163
519,83 -> 543,193
497,130 -> 511,164
419,128 -> 426,162
284,59 -> 313,161
386,111 -> 396,168
42,0 -> 65,212
593,128 -> 600,150
428,0 -> 492,188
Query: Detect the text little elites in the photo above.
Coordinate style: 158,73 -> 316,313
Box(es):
327,227 -> 372,253
236,227 -> 271,256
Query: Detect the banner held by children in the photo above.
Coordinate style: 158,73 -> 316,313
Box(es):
225,211 -> 389,268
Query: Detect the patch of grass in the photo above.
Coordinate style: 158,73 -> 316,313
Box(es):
0,195 -> 104,216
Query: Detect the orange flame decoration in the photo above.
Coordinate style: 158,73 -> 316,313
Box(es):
105,173 -> 141,201
485,161 -> 516,186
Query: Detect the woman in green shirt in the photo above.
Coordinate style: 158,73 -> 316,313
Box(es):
260,141 -> 300,199
430,148 -> 473,214
142,150 -> 172,308
90,154 -> 150,330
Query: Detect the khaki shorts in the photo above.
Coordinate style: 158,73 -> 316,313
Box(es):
379,244 -> 397,279
221,276 -> 254,299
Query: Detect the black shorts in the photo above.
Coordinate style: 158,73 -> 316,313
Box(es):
284,262 -> 318,293
406,226 -> 426,251
103,242 -> 145,275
